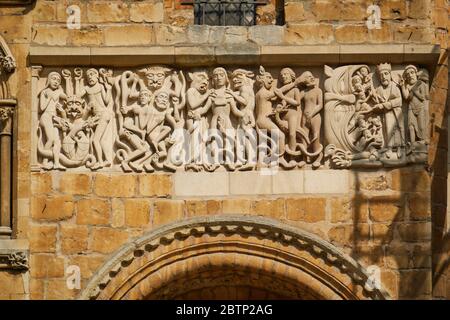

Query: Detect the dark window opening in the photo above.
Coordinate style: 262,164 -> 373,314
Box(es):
182,0 -> 270,26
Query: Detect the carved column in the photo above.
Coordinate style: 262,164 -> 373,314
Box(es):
0,101 -> 14,238
30,65 -> 42,172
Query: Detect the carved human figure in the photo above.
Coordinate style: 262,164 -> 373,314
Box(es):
373,63 -> 405,159
298,71 -> 324,168
255,66 -> 287,160
78,68 -> 114,169
145,90 -> 176,161
38,72 -> 67,170
185,71 -> 213,170
208,67 -> 242,170
227,69 -> 256,170
119,89 -> 154,172
274,68 -> 302,154
399,65 -> 429,144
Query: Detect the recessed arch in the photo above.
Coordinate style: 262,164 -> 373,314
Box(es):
80,215 -> 391,300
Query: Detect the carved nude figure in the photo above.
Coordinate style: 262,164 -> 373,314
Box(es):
38,71 -> 67,170
78,68 -> 114,169
119,89 -> 154,172
227,69 -> 257,170
298,71 -> 324,168
399,65 -> 429,144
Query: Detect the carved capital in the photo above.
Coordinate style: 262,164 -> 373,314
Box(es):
0,105 -> 14,135
0,250 -> 28,271
31,65 -> 43,78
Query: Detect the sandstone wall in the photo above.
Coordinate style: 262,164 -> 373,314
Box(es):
0,0 -> 448,300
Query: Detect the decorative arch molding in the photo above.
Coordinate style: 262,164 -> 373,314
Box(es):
80,215 -> 390,300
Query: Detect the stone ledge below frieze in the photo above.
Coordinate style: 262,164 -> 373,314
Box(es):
29,44 -> 441,68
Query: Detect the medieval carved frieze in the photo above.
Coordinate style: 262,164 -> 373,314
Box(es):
33,63 -> 429,172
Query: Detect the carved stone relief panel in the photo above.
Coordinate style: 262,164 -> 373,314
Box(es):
32,63 -> 429,172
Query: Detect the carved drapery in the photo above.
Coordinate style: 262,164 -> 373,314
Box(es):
32,63 -> 429,173
0,35 -> 16,239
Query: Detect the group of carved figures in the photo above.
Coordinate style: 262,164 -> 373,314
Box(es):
35,63 -> 429,172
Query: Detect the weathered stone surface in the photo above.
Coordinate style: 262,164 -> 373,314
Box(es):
32,25 -> 69,46
29,225 -> 57,253
408,0 -> 430,19
249,25 -> 284,45
330,197 -> 368,223
174,172 -> 229,197
68,28 -> 104,47
60,225 -> 89,254
69,255 -> 105,279
335,25 -> 368,44
59,173 -> 91,195
154,24 -> 186,45
30,254 -> 65,278
393,26 -> 434,43
222,199 -> 252,215
358,174 -> 389,191
284,2 -> 305,22
230,172 -> 272,195
94,174 -> 136,197
76,198 -> 110,225
256,3 -> 276,25
125,199 -> 151,227
304,170 -> 349,194
31,195 -> 74,221
250,199 -> 285,219
167,9 -> 194,27
408,194 -> 431,220
328,224 -> 370,246
104,25 -> 154,46
380,0 -> 407,20
272,171 -> 303,194
0,272 -> 25,295
90,228 -> 129,254
286,198 -> 326,222
31,173 -> 52,194
47,279 -> 79,300
284,24 -> 334,45
391,169 -> 430,192
186,200 -> 221,216
111,199 -> 125,228
153,200 -> 185,227
130,1 -> 163,23
311,1 -> 341,20
368,195 -> 404,222
87,2 -> 129,23
398,222 -> 431,242
399,270 -> 432,297
138,175 -> 172,197
32,0 -> 57,22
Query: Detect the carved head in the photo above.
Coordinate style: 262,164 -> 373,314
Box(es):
188,71 -> 209,93
376,63 -> 392,87
212,67 -> 229,88
86,68 -> 99,86
138,89 -> 152,105
256,66 -> 273,90
359,66 -> 370,77
141,66 -> 171,90
231,69 -> 254,90
47,72 -> 62,90
154,91 -> 170,110
403,65 -> 418,85
279,68 -> 295,85
66,95 -> 85,120
299,71 -> 316,88
351,76 -> 363,92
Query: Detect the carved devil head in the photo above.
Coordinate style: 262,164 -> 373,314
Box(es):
231,69 -> 255,90
188,71 -> 209,94
66,95 -> 85,121
140,66 -> 171,91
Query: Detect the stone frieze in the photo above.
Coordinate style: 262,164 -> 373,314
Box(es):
33,63 -> 429,172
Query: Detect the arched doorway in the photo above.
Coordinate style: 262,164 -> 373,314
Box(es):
80,216 -> 390,300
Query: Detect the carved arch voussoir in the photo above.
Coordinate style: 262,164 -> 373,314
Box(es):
80,215 -> 391,300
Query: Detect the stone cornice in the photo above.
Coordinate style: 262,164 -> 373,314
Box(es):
29,44 -> 441,68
